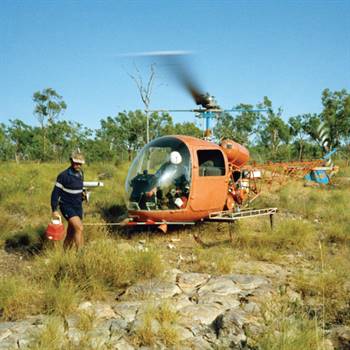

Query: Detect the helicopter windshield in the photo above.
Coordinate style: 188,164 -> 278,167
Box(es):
125,136 -> 191,211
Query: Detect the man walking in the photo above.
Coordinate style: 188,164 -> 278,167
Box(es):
51,151 -> 85,249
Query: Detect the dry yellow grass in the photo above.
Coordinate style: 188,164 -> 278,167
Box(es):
0,161 -> 349,347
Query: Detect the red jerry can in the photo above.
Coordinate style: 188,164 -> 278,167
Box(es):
46,215 -> 65,241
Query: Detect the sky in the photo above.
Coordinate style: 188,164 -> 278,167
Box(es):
0,0 -> 349,131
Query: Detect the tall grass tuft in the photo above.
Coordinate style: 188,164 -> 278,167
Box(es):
294,246 -> 350,325
27,316 -> 65,350
193,246 -> 235,274
0,276 -> 44,321
133,302 -> 179,347
254,292 -> 323,350
128,248 -> 165,280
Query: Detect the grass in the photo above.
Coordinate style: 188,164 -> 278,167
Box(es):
253,291 -> 324,350
0,161 -> 350,347
294,246 -> 350,325
0,238 -> 165,320
192,246 -> 236,274
0,275 -> 43,321
133,302 -> 180,347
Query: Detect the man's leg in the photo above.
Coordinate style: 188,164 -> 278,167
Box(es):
64,216 -> 84,250
64,222 -> 75,249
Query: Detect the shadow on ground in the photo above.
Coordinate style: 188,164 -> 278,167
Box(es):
4,225 -> 46,255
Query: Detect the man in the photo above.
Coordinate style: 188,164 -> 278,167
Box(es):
51,151 -> 85,249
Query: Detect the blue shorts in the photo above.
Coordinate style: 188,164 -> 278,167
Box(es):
60,205 -> 83,220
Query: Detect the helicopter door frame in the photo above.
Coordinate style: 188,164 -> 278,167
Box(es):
190,147 -> 229,212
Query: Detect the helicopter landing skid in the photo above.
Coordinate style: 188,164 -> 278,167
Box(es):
192,207 -> 278,247
208,207 -> 278,224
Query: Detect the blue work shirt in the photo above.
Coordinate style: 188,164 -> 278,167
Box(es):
51,167 -> 84,211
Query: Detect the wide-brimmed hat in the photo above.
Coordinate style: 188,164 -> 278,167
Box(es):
70,151 -> 85,164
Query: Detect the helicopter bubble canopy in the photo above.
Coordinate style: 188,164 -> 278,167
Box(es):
125,137 -> 191,211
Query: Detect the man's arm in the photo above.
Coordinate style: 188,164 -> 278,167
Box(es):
51,174 -> 64,214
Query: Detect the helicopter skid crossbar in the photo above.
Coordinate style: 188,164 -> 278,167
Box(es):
126,220 -> 196,226
208,207 -> 278,222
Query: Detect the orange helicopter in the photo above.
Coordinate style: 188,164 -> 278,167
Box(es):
122,53 -> 277,233
124,134 -> 276,233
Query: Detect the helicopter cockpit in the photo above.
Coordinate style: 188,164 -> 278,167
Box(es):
125,136 -> 191,211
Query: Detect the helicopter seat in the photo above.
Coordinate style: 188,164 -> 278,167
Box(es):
199,160 -> 223,176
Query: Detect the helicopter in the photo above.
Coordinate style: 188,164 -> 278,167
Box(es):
121,53 -> 279,233
119,52 -> 338,233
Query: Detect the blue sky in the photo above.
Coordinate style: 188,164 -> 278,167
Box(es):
1,0 -> 349,131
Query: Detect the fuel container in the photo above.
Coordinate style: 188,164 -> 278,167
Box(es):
46,216 -> 65,241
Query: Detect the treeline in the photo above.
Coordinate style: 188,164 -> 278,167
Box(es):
1,88 -> 349,163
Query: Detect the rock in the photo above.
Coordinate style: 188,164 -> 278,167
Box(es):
330,326 -> 350,350
0,329 -> 11,342
242,301 -> 260,314
198,276 -> 241,297
110,337 -> 135,350
169,294 -> 193,310
93,303 -> 117,320
0,337 -> 17,350
228,274 -> 269,290
173,325 -> 194,340
197,292 -> 240,309
78,301 -> 117,320
210,309 -> 248,348
162,268 -> 182,283
177,272 -> 210,294
124,279 -> 182,299
78,301 -> 93,311
67,328 -> 82,346
88,326 -> 111,349
179,304 -> 225,325
113,301 -> 142,322
109,318 -> 129,336
183,336 -> 212,350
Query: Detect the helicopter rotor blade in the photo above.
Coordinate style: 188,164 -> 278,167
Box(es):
139,51 -> 212,108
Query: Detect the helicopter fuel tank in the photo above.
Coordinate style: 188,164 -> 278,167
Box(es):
220,139 -> 250,167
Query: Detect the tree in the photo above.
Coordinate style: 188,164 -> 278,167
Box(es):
289,115 -> 309,160
33,88 -> 67,160
7,119 -> 34,162
320,88 -> 350,148
149,112 -> 174,139
173,121 -> 202,138
0,123 -> 13,160
257,97 -> 290,160
47,121 -> 92,162
214,104 -> 260,145
128,63 -> 156,143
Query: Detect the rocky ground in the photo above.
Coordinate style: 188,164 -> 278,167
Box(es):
0,232 -> 349,349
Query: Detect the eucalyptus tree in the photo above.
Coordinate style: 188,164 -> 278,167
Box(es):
33,88 -> 67,160
256,97 -> 290,160
214,104 -> 260,145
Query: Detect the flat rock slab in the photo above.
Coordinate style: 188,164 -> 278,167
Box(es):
198,276 -> 241,296
124,279 -> 182,299
227,274 -> 269,290
198,292 -> 240,309
113,301 -> 143,322
179,303 -> 225,325
177,272 -> 211,294
78,301 -> 117,320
